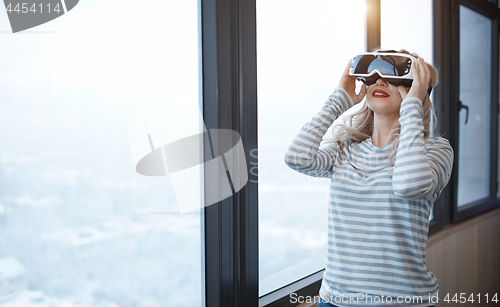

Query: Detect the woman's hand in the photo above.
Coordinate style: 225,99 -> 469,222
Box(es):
398,57 -> 431,102
338,59 -> 367,105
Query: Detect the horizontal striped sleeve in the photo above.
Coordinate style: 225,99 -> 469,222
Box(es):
284,87 -> 355,178
392,98 -> 454,201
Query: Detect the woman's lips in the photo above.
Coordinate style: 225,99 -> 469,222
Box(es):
372,89 -> 390,98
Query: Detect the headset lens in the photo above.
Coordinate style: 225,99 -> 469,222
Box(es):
352,54 -> 412,77
359,75 -> 413,87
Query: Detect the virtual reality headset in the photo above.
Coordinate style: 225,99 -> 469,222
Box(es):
349,51 -> 432,94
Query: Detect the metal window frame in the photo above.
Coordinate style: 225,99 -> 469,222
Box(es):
451,0 -> 500,223
431,0 -> 457,233
201,0 -> 258,306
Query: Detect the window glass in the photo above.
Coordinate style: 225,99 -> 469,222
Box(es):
257,0 -> 366,296
457,5 -> 492,207
381,0 -> 434,128
0,1 -> 202,306
381,0 -> 436,219
381,0 -> 433,62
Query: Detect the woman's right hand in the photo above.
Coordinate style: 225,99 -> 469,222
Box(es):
338,59 -> 367,105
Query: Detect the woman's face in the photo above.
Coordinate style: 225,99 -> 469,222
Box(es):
365,78 -> 406,115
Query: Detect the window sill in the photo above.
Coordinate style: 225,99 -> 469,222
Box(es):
296,298 -> 320,307
260,271 -> 323,307
427,206 -> 500,247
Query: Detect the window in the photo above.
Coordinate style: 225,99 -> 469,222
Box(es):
457,5 -> 492,207
381,0 -> 433,61
447,0 -> 500,223
0,1 -> 202,306
256,0 -> 366,297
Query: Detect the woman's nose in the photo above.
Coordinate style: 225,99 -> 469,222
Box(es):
375,78 -> 388,86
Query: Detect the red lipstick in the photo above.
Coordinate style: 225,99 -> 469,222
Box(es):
372,89 -> 390,98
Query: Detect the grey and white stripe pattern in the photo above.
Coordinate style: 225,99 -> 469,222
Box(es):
284,87 -> 453,306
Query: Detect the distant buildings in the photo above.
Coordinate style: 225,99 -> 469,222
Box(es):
0,257 -> 122,307
39,219 -> 151,257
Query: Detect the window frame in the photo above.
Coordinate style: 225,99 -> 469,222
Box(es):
201,0 -> 258,306
431,0 -> 456,232
448,0 -> 500,223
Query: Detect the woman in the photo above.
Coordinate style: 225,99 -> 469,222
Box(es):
284,50 -> 453,307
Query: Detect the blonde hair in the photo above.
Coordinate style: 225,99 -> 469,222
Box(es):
325,49 -> 439,165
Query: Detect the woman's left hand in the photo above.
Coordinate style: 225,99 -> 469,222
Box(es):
398,57 -> 431,102
339,59 -> 367,105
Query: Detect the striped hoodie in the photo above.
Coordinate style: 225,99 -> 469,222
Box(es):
284,87 -> 454,306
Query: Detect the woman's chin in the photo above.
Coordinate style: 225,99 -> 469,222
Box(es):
367,98 -> 402,113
